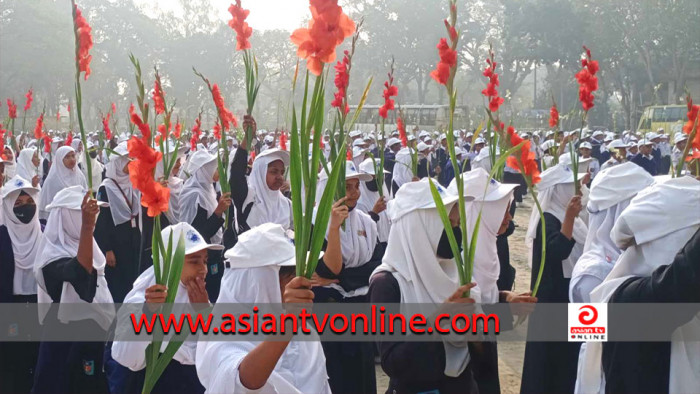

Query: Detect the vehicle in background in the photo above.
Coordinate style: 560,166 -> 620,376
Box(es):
637,105 -> 686,135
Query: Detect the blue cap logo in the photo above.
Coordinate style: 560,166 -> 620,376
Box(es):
14,180 -> 24,187
186,230 -> 200,244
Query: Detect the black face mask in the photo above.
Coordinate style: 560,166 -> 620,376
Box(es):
89,151 -> 97,159
365,180 -> 378,193
437,226 -> 462,259
14,205 -> 36,224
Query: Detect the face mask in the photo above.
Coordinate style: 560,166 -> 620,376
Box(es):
365,180 -> 378,193
89,151 -> 97,159
437,226 -> 462,259
14,204 -> 36,224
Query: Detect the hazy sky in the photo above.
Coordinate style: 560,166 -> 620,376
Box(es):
143,0 -> 310,32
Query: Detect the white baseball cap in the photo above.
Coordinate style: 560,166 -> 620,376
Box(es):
345,160 -> 373,182
224,223 -> 298,267
387,137 -> 401,147
608,139 -> 630,149
162,222 -> 224,255
579,142 -> 592,150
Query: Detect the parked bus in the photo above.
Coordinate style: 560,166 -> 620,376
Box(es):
345,104 -> 469,133
637,105 -> 686,135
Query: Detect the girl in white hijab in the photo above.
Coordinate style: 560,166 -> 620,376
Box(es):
37,146 -> 87,220
0,176 -> 42,393
521,164 -> 588,394
196,223 -> 331,394
16,147 -> 41,188
3,146 -> 17,181
94,142 -> 142,304
369,179 -> 482,393
578,176 -> 700,394
570,163 -> 654,394
32,186 -> 114,393
110,223 -> 223,394
233,147 -> 292,232
358,158 -> 391,243
179,150 -> 230,300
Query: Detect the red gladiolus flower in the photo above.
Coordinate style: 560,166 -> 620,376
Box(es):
111,102 -> 116,114
33,113 -> 45,140
481,49 -> 504,113
0,127 -> 5,155
505,126 -> 540,185
129,104 -> 151,141
430,38 -> 457,85
685,149 -> 700,162
65,133 -> 73,147
319,135 -> 324,149
331,51 -> 350,114
153,79 -> 166,115
549,105 -> 559,128
228,0 -> 253,51
140,181 -> 170,217
67,104 -> 71,113
575,46 -> 599,112
190,117 -> 202,151
397,116 -> 408,147
279,131 -> 288,151
346,148 -> 352,160
683,101 -> 700,150
56,111 -> 60,122
24,89 -> 33,112
290,0 -> 356,76
6,100 -> 17,119
444,19 -> 458,42
102,113 -> 112,140
127,131 -> 169,217
173,121 -> 181,139
211,84 -> 238,130
72,3 -> 93,80
250,150 -> 256,162
213,123 -> 221,140
43,134 -> 53,153
379,72 -> 398,120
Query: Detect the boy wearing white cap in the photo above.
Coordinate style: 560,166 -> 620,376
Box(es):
630,139 -> 657,176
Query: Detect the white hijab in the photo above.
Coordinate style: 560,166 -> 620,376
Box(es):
526,165 -> 588,277
357,158 -> 392,243
38,146 -> 87,220
392,147 -> 413,190
570,163 -> 654,302
578,176 -> 700,394
100,143 -> 140,226
371,179 -> 481,378
155,154 -> 185,224
34,186 -> 114,330
244,148 -> 292,230
3,146 -> 16,180
1,176 -> 41,295
197,223 -> 331,394
449,169 -> 516,304
180,150 -> 221,243
16,147 -> 40,184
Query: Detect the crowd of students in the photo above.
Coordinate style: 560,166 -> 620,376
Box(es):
0,120 -> 698,393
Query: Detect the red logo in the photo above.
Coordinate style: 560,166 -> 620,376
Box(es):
578,305 -> 598,325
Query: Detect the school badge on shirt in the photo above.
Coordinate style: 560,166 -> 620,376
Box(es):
83,359 -> 95,376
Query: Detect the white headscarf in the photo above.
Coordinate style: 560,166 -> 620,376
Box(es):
449,169 -> 516,304
197,223 -> 331,394
38,146 -> 87,220
34,185 -> 114,330
526,164 -> 588,277
100,142 -> 140,226
392,147 -> 413,190
578,176 -> 700,394
244,148 -> 292,230
570,163 -> 654,302
357,158 -> 392,243
179,150 -> 221,243
16,147 -> 40,184
3,146 -> 16,180
371,179 -> 481,378
155,151 -> 185,224
1,176 -> 41,295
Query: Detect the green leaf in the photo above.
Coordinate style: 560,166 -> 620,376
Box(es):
305,148 -> 346,278
427,178 -> 465,284
289,106 -> 305,277
164,232 -> 186,304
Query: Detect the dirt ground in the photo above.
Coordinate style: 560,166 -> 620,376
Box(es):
375,195 -> 535,394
